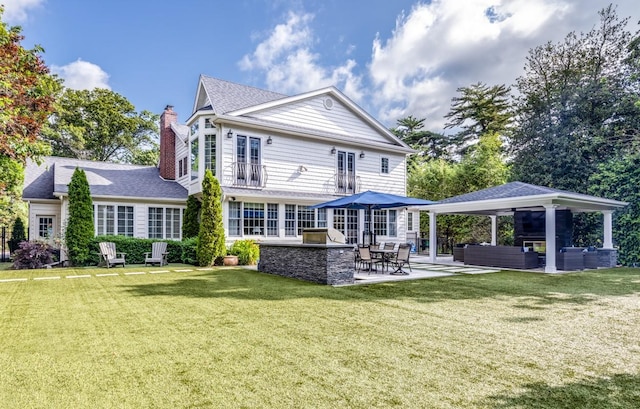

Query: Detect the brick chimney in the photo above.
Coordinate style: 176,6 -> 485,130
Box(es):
159,105 -> 177,180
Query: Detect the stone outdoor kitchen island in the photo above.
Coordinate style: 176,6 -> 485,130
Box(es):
258,228 -> 355,285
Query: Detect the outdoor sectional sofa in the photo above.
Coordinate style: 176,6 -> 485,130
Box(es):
463,245 -> 539,269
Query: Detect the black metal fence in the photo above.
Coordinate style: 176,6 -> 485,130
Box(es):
1,226 -> 8,262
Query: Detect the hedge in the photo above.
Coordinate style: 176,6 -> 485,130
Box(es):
90,236 -> 198,265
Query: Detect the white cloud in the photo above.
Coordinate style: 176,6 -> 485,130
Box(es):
51,59 -> 111,90
239,11 -> 364,101
2,0 -> 44,23
368,0 -> 573,130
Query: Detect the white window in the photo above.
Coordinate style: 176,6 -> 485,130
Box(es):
381,157 -> 389,174
336,151 -> 356,194
38,216 -> 54,239
243,202 -> 265,236
236,135 -> 262,186
148,207 -> 182,240
205,134 -> 216,174
373,209 -> 397,237
285,204 -> 296,237
228,202 -> 241,237
267,203 -> 279,237
407,212 -> 414,231
96,205 -> 133,237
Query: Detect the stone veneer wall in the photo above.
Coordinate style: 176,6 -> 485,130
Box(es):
596,249 -> 618,268
258,243 -> 355,286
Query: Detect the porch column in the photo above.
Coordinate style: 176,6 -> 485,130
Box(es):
602,210 -> 614,249
544,204 -> 557,273
429,211 -> 437,263
490,215 -> 497,246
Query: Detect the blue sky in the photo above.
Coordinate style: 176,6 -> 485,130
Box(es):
5,0 -> 640,131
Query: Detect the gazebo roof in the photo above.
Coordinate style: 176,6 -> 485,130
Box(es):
428,182 -> 627,215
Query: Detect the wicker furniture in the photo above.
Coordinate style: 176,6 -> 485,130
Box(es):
556,248 -> 585,270
453,246 -> 465,262
463,245 -> 539,269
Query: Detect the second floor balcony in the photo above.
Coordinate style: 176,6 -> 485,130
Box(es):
334,172 -> 360,195
232,162 -> 268,188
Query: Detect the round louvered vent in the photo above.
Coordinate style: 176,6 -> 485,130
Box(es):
323,98 -> 334,110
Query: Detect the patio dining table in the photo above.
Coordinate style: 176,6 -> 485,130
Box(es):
370,248 -> 396,272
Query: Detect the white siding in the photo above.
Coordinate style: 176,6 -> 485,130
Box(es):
249,96 -> 395,145
29,202 -> 61,241
217,126 -> 406,195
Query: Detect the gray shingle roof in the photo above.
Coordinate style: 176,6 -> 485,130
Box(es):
23,157 -> 187,200
437,182 -> 597,204
201,75 -> 287,114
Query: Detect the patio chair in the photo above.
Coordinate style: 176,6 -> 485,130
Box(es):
389,244 -> 412,275
98,242 -> 126,268
357,246 -> 383,274
145,242 -> 168,266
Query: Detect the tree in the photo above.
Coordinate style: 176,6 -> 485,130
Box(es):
182,195 -> 201,239
65,168 -> 94,265
457,132 -> 509,193
444,82 -> 512,153
392,116 -> 452,173
0,7 -> 59,197
41,88 -> 159,163
8,216 -> 26,253
197,170 -> 225,266
509,5 -> 640,245
510,5 -> 639,193
589,154 -> 640,266
408,133 -> 509,252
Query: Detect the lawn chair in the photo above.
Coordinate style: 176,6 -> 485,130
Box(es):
145,242 -> 168,266
357,246 -> 383,274
99,242 -> 126,268
389,244 -> 412,275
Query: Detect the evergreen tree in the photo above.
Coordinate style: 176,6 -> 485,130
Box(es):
182,195 -> 201,239
65,168 -> 94,265
8,216 -> 26,253
197,170 -> 225,266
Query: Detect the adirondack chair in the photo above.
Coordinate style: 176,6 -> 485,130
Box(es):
145,242 -> 168,266
98,242 -> 126,268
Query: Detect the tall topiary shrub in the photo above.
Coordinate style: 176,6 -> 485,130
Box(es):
8,217 -> 26,253
65,168 -> 94,265
197,169 -> 225,266
182,194 -> 201,239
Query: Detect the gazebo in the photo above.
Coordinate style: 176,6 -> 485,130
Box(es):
425,182 -> 628,273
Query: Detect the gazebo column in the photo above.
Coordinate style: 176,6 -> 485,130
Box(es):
544,204 -> 557,273
602,210 -> 614,249
490,215 -> 497,246
429,211 -> 437,263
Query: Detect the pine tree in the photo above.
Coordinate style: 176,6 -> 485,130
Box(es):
65,168 -> 94,265
197,170 -> 225,266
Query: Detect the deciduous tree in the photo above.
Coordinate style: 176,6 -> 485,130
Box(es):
0,7 -> 59,207
41,88 -> 159,163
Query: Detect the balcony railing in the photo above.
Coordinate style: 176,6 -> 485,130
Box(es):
232,162 -> 267,188
334,173 -> 360,194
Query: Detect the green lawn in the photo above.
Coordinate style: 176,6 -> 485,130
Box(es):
1,265 -> 639,408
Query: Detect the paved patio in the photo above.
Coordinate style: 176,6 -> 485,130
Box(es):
353,254 -> 501,285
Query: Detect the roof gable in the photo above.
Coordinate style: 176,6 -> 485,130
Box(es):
195,75 -> 287,114
228,86 -> 410,149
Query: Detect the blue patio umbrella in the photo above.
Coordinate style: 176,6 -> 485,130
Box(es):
309,190 -> 436,243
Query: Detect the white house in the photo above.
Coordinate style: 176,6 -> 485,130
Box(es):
23,75 -> 419,250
